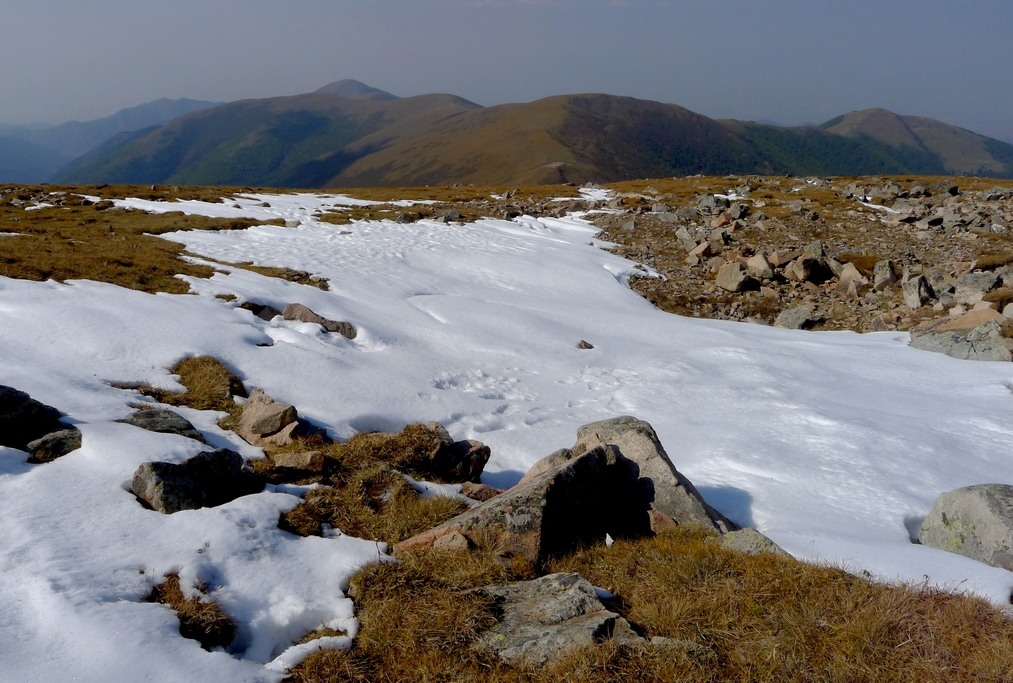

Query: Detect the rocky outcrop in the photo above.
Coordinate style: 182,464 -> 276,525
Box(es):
282,303 -> 357,339
118,408 -> 205,442
471,572 -> 643,668
713,528 -> 791,557
394,444 -> 651,564
130,448 -> 262,514
909,314 -> 1012,362
0,385 -> 67,451
918,484 -> 1013,569
571,416 -> 734,532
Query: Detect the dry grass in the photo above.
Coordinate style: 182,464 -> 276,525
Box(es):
0,186 -> 286,293
289,527 -> 1013,682
147,573 -> 236,650
128,355 -> 245,414
279,462 -> 468,543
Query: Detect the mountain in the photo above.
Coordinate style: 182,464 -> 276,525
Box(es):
313,79 -> 398,100
821,108 -> 1012,177
54,86 -> 1013,187
0,135 -> 70,183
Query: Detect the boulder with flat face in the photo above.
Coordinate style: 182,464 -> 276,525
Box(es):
918,484 -> 1013,569
131,448 -> 262,514
0,385 -> 66,451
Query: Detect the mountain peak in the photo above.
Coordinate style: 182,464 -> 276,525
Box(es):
313,79 -> 398,100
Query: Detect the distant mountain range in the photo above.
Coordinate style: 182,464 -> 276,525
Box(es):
5,80 -> 1013,186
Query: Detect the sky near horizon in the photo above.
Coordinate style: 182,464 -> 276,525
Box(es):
4,0 -> 1012,140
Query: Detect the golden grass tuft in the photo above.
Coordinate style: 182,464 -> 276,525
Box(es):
147,573 -> 236,650
129,355 -> 245,415
290,527 -> 1013,682
279,462 -> 468,543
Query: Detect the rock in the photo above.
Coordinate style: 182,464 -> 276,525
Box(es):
237,388 -> 298,438
282,303 -> 357,339
909,318 -> 1011,362
471,572 -> 643,668
918,484 -> 1013,569
576,339 -> 594,350
118,408 -> 205,443
517,448 -> 575,486
460,481 -> 503,502
697,194 -> 729,212
394,444 -> 652,564
0,385 -> 66,450
745,253 -> 774,280
872,260 -> 899,291
714,528 -> 791,557
674,227 -> 697,252
272,451 -> 325,472
902,275 -> 936,309
773,304 -> 820,330
26,428 -> 82,464
715,262 -> 755,293
572,416 -> 734,532
449,438 -> 493,483
240,302 -> 283,321
130,448 -> 262,514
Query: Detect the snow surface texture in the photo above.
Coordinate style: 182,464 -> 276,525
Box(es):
3,190 -> 1013,680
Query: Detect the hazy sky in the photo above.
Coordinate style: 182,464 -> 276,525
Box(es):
4,0 -> 1012,139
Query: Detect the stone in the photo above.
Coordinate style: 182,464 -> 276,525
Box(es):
460,481 -> 503,502
674,227 -> 697,252
745,253 -> 774,280
433,530 -> 471,551
517,448 -> 575,486
238,388 -> 298,437
572,416 -> 734,532
909,318 -> 1011,362
902,275 -> 935,309
471,573 -> 643,668
394,445 -> 652,564
0,385 -> 66,451
272,451 -> 325,472
240,302 -> 282,321
872,260 -> 899,291
714,528 -> 791,557
715,262 -> 755,293
130,448 -> 262,514
26,428 -> 82,464
576,339 -> 594,350
118,408 -> 205,443
282,303 -> 357,339
773,304 -> 820,330
918,484 -> 1013,569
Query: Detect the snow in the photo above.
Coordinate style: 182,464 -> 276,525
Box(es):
3,191 -> 1013,680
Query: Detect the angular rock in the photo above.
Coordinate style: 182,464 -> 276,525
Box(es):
903,275 -> 936,309
237,388 -> 298,438
282,303 -> 357,339
576,339 -> 594,350
872,259 -> 899,291
714,528 -> 791,557
572,416 -> 734,532
517,448 -> 574,486
471,572 -> 643,668
130,448 -> 262,514
918,484 -> 1013,569
773,304 -> 820,330
394,444 -> 652,564
674,227 -> 696,252
240,302 -> 282,321
715,262 -> 755,293
272,451 -> 325,472
909,318 -> 1011,362
118,408 -> 205,443
460,481 -> 503,502
26,428 -> 82,464
0,385 -> 66,450
745,253 -> 774,280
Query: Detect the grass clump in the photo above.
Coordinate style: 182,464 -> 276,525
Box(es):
279,462 -> 468,543
128,355 -> 245,415
147,573 -> 236,650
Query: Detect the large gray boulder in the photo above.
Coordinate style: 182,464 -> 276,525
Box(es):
918,484 -> 1013,569
909,315 -> 1011,362
471,572 -> 642,668
0,385 -> 66,450
571,416 -> 735,532
394,445 -> 652,564
130,448 -> 263,514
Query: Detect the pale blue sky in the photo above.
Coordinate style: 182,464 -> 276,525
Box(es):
4,0 -> 1012,139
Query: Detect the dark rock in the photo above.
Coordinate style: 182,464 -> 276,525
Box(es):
282,303 -> 357,339
240,302 -> 282,321
118,408 -> 205,443
0,385 -> 66,450
571,416 -> 734,532
395,444 -> 652,564
471,572 -> 643,668
130,448 -> 262,514
26,428 -> 82,463
577,339 -> 594,350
